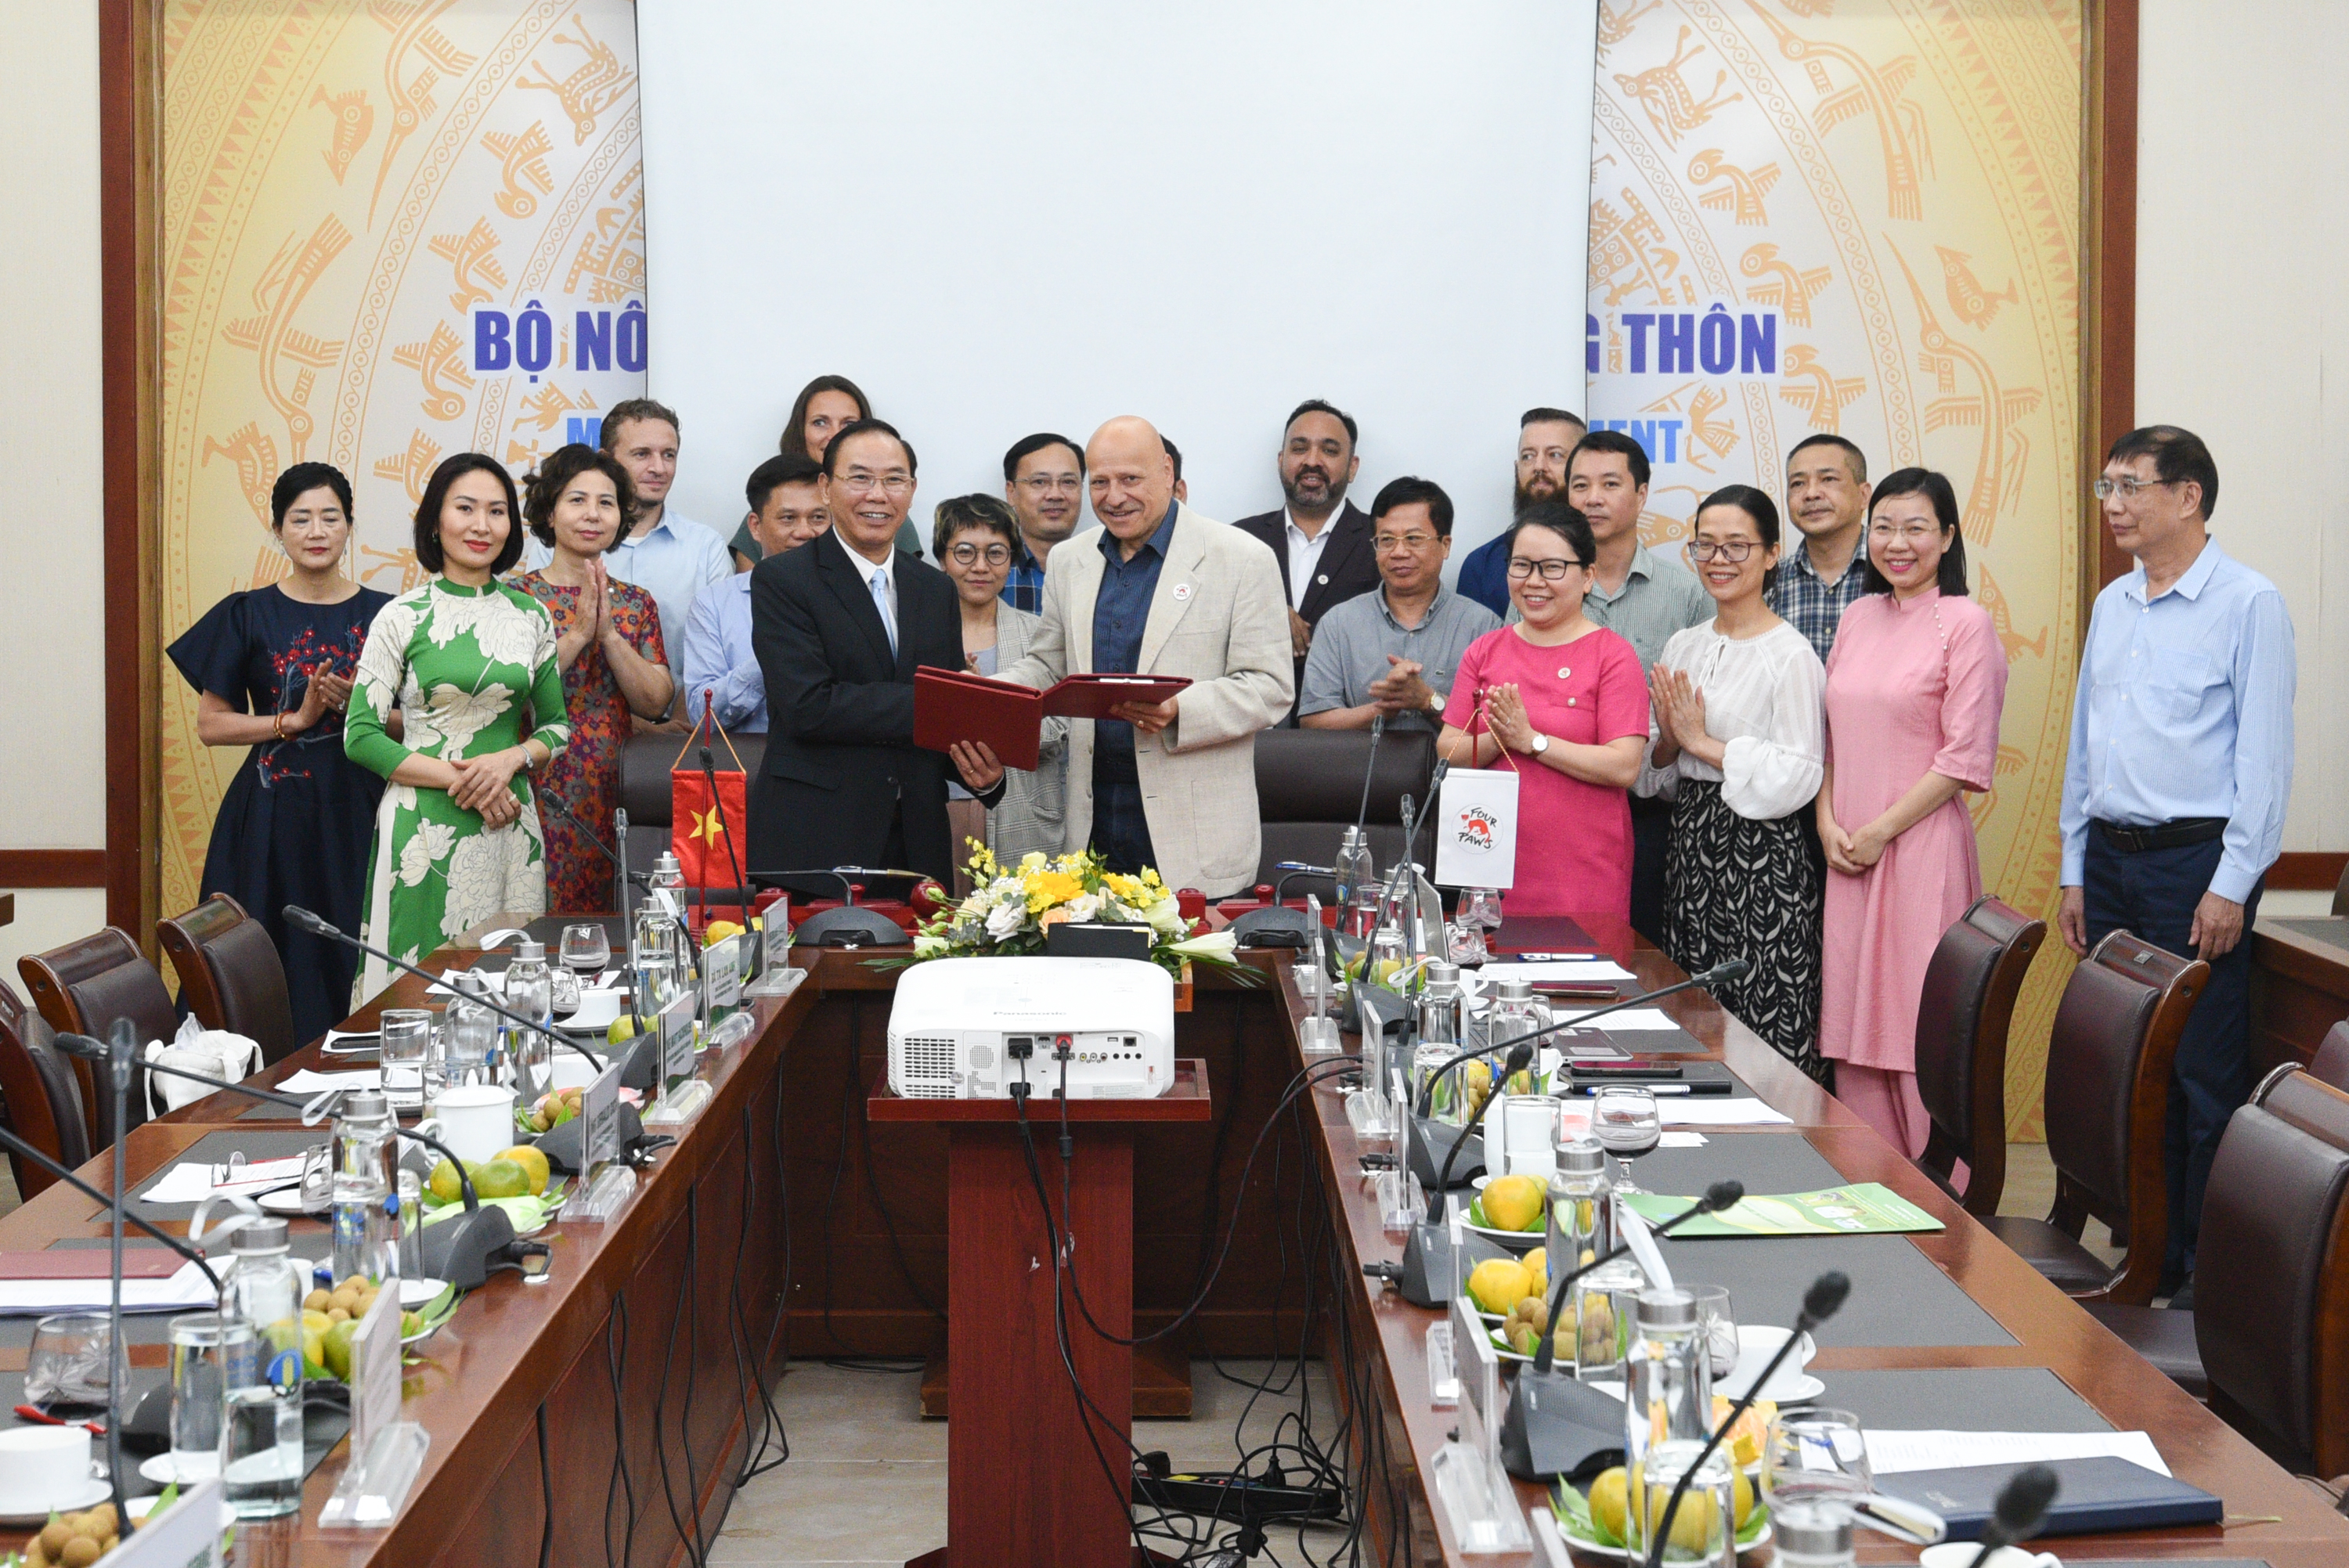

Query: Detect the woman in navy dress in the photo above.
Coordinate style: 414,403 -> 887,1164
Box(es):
167,463 -> 397,1046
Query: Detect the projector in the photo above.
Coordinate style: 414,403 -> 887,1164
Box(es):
887,956 -> 1176,1100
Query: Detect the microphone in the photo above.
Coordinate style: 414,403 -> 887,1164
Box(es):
537,788 -> 626,874
1642,1271 -> 1852,1566
1413,958 -> 1749,1213
745,868 -> 925,946
282,906 -> 604,1073
1496,1182 -> 1747,1482
1961,1466 -> 2060,1568
56,1033 -> 534,1292
615,806 -> 630,922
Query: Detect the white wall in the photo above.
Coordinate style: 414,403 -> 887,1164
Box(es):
2138,0 -> 2349,851
0,0 -> 107,964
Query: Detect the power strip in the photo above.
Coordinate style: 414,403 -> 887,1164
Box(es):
1132,1460 -> 1345,1524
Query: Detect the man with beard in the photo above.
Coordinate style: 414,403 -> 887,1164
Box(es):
1236,400 -> 1381,710
999,431 -> 1087,615
1457,408 -> 1588,616
1770,433 -> 1873,663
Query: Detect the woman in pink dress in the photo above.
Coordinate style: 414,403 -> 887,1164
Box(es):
1818,469 -> 2008,1155
1438,503 -> 1649,918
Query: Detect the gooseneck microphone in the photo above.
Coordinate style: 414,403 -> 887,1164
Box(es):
1962,1466 -> 2061,1568
1343,713 -> 1386,901
698,709 -> 750,921
1642,1270 -> 1851,1568
282,905 -> 604,1072
1526,1179 -> 1748,1376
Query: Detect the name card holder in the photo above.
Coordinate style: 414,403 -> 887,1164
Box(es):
318,1288 -> 428,1527
644,991 -> 710,1126
571,1057 -> 635,1221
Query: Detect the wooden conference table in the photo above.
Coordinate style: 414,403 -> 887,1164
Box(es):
0,912 -> 2343,1564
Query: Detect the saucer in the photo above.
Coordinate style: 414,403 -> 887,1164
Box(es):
140,1451 -> 219,1486
0,1474 -> 110,1525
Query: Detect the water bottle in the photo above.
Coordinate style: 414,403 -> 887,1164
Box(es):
217,1217 -> 305,1517
1333,827 -> 1375,918
330,1088 -> 400,1287
647,851 -> 698,984
1546,1137 -> 1617,1278
1622,1288 -> 1727,1566
444,972 -> 496,1092
504,937 -> 554,1101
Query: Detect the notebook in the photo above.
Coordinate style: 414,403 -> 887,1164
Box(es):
1872,1455 -> 2222,1539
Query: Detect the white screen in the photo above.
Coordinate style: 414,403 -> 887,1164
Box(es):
639,2 -> 1596,570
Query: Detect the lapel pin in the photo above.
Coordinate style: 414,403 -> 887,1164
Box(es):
1172,582 -> 1193,602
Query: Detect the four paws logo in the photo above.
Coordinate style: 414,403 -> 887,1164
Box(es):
1454,806 -> 1500,852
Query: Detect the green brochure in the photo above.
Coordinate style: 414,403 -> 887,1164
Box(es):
1621,1183 -> 1945,1237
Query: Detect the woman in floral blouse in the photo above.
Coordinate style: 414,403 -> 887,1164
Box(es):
345,453 -> 568,1000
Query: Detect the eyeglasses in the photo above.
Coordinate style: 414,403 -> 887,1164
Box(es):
1867,522 -> 1942,545
1506,557 -> 1586,580
835,471 -> 912,496
1018,475 -> 1083,494
947,542 -> 1012,567
1685,539 -> 1760,563
1373,533 -> 1438,553
2092,475 -> 2179,500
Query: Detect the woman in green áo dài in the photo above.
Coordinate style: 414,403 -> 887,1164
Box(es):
344,453 -> 570,1000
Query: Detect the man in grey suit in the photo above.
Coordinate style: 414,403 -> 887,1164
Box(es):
996,416 -> 1291,896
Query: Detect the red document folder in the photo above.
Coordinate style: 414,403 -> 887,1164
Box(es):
913,668 -> 1193,771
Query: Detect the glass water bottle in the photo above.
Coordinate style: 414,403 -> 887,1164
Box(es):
1623,1288 -> 1730,1566
503,936 -> 554,1100
216,1217 -> 305,1517
329,1088 -> 400,1287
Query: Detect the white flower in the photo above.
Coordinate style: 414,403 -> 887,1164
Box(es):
914,935 -> 947,958
985,899 -> 1026,940
958,892 -> 990,921
440,831 -> 512,939
422,682 -> 513,758
1169,931 -> 1237,962
1066,892 -> 1102,922
397,820 -> 457,886
1146,896 -> 1186,935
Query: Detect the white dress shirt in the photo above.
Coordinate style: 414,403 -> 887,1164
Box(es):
1638,619 -> 1827,819
1284,507 -> 1337,611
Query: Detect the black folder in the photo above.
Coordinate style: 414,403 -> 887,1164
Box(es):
1873,1455 -> 2221,1540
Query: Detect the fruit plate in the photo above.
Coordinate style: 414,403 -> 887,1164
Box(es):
1550,1478 -> 1771,1559
1461,1194 -> 1546,1249
401,1280 -> 460,1347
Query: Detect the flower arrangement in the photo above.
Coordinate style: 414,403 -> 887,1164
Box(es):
884,846 -> 1256,983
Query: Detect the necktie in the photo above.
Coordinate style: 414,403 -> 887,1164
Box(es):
870,566 -> 897,656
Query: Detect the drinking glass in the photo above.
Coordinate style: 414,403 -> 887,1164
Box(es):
1445,921 -> 1490,968
1591,1086 -> 1662,1193
24,1313 -> 127,1411
1568,1259 -> 1643,1382
168,1311 -> 258,1483
1462,888 -> 1506,931
561,922 -> 610,986
377,1008 -> 431,1106
1762,1408 -> 1873,1512
1683,1285 -> 1738,1382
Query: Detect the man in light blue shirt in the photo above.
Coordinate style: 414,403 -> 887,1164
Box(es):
682,455 -> 828,733
2058,424 -> 2295,1299
521,398 -> 731,726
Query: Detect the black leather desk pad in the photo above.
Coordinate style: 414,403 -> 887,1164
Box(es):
1795,1367 -> 2109,1434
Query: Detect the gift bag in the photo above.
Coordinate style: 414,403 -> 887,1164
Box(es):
671,707 -> 750,898
145,1015 -> 262,1117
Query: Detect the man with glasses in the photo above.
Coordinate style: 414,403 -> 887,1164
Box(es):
748,419 -> 1004,891
998,415 -> 1290,895
1299,477 -> 1499,732
2058,424 -> 2295,1305
1771,433 -> 1874,662
1564,428 -> 1713,940
680,453 -> 827,734
1456,407 -> 1589,617
1236,400 -> 1384,708
1000,432 -> 1088,614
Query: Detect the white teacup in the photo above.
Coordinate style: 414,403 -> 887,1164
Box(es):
1719,1324 -> 1817,1400
425,1084 -> 517,1165
0,1426 -> 92,1514
1918,1546 -> 2060,1568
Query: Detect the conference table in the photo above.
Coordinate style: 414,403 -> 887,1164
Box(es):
0,911 -> 2344,1566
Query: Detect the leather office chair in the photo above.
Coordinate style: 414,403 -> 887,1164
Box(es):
2306,1021 -> 2349,1096
1977,930 -> 2206,1305
0,998 -> 92,1199
2085,1069 -> 2349,1476
157,893 -> 298,1065
17,928 -> 178,1153
1251,726 -> 1438,902
1912,896 -> 2046,1216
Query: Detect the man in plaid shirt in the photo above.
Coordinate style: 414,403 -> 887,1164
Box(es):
999,431 -> 1087,615
1770,433 -> 1874,663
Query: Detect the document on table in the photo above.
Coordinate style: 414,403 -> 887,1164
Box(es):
136,1155 -> 313,1206
0,1258 -> 221,1315
1864,1429 -> 2170,1478
1481,959 -> 1636,982
1658,1098 -> 1792,1126
1549,1007 -> 1678,1030
277,1069 -> 381,1094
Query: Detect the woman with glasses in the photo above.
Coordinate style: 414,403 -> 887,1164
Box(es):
1436,502 -> 1648,917
167,462 -> 395,1045
934,494 -> 1066,866
1646,485 -> 1829,1079
1817,469 -> 2005,1152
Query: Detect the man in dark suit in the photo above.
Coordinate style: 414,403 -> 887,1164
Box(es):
1232,400 -> 1381,714
748,419 -> 1001,892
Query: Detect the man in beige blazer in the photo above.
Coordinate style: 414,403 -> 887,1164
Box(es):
996,415 -> 1291,896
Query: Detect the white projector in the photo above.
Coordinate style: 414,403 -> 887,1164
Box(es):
887,956 -> 1176,1100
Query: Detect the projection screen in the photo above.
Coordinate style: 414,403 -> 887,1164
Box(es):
639,2 -> 1597,573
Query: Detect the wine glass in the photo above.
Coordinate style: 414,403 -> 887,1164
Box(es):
561,922 -> 611,986
1591,1086 -> 1661,1193
1462,887 -> 1505,931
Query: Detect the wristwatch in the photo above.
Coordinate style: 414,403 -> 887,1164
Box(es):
1530,734 -> 1550,756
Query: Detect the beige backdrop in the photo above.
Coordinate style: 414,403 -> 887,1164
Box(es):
1589,0 -> 2084,1136
158,0 -> 647,930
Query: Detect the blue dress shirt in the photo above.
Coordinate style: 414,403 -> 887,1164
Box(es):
1091,503 -> 1178,761
522,508 -> 731,686
2059,538 -> 2295,903
679,574 -> 766,733
1455,532 -> 1514,618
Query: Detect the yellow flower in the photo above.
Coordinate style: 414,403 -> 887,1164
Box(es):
1103,873 -> 1145,903
1026,870 -> 1085,913
1019,851 -> 1048,873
